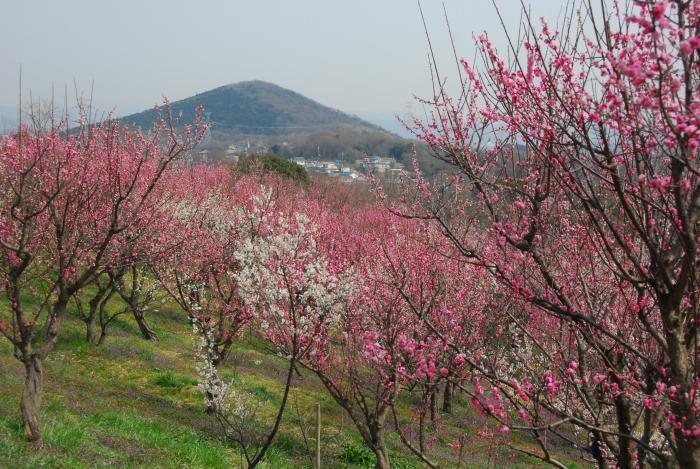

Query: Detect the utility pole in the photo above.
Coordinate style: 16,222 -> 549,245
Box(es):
315,403 -> 321,469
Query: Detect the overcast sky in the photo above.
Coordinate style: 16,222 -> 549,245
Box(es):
1,0 -> 570,118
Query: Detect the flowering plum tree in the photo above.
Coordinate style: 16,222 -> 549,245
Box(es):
380,219 -> 510,467
299,205 -> 494,468
403,0 -> 700,466
0,105 -> 206,444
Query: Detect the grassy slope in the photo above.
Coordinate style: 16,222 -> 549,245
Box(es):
0,289 -> 585,468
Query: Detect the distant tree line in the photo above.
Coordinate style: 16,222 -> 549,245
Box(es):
237,153 -> 310,186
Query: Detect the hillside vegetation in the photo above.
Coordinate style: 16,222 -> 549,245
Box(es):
0,290 -> 579,468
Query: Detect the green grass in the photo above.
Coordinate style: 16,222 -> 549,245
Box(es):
153,371 -> 198,389
0,408 -> 233,468
0,285 -> 585,468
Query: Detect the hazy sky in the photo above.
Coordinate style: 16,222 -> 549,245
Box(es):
1,0 -> 570,117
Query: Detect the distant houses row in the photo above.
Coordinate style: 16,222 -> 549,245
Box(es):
197,145 -> 406,184
291,155 -> 405,183
360,155 -> 405,177
291,157 -> 361,179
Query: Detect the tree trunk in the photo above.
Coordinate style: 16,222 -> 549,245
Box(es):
204,334 -> 230,413
82,282 -> 109,345
430,387 -> 437,423
373,436 -> 391,469
248,355 -> 297,467
204,390 -> 216,414
17,296 -> 66,446
86,313 -> 100,344
442,382 -> 452,413
591,430 -> 608,469
133,309 -> 158,341
96,323 -> 109,346
613,394 -> 633,469
419,404 -> 426,454
677,444 -> 700,469
20,354 -> 44,445
662,305 -> 699,469
673,405 -> 700,469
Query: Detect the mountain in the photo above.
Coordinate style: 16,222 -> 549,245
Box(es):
120,81 -> 448,176
120,81 -> 384,136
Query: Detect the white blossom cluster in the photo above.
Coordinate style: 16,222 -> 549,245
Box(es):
165,196 -> 203,224
203,200 -> 237,241
191,187 -> 359,434
233,191 -> 357,350
234,187 -> 274,239
166,193 -> 236,240
486,318 -> 535,383
177,278 -> 208,315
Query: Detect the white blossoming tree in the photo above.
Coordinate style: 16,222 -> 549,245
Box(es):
195,189 -> 356,468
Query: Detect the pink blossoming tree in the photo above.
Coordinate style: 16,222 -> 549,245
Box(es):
402,0 -> 700,466
0,105 -> 206,445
